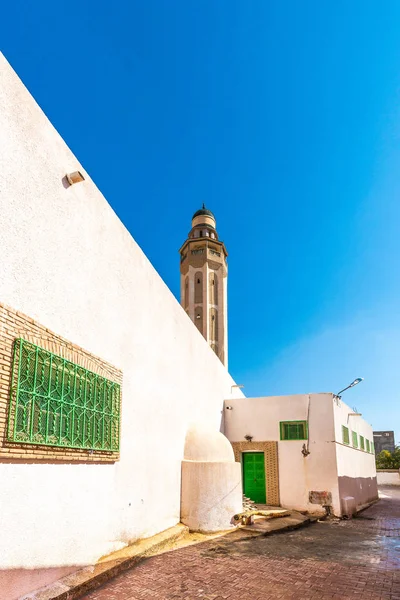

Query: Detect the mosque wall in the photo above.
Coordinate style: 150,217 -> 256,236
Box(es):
0,52 -> 243,597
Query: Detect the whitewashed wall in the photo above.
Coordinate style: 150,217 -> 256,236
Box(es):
223,394 -> 341,515
377,470 -> 400,486
0,51 -> 243,586
332,397 -> 378,510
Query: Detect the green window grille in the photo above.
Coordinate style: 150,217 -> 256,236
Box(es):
7,338 -> 121,452
342,425 -> 350,445
352,431 -> 358,448
360,435 -> 365,450
366,439 -> 370,453
280,421 -> 308,441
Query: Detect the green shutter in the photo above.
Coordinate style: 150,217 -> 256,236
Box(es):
366,439 -> 370,452
342,426 -> 350,445
280,421 -> 308,440
352,431 -> 358,448
7,338 -> 121,452
371,441 -> 375,454
360,435 -> 365,450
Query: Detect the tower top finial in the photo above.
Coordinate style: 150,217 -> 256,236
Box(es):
192,205 -> 215,221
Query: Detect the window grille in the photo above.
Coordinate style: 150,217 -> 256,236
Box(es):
360,435 -> 365,450
352,431 -> 358,448
366,439 -> 370,453
7,339 -> 120,452
342,426 -> 350,445
280,421 -> 308,441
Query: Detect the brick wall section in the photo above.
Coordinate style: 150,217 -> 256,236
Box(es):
0,302 -> 122,463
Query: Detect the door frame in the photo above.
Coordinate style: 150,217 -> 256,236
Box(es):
230,441 -> 280,507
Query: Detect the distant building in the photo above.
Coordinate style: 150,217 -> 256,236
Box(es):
373,431 -> 395,454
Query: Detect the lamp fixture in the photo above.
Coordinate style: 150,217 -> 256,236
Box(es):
66,171 -> 85,185
231,384 -> 244,392
336,377 -> 364,398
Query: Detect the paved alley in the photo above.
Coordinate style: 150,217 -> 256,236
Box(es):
81,487 -> 400,600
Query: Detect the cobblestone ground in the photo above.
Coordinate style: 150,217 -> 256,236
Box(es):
82,487 -> 400,600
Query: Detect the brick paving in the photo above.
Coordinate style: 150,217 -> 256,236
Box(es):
81,487 -> 400,600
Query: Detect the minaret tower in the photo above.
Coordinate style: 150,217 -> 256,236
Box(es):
179,205 -> 228,367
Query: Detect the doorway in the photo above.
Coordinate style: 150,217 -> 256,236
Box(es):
242,452 -> 266,504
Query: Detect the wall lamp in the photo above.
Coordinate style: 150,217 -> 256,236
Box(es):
226,406 -> 233,410
231,384 -> 244,393
66,171 -> 85,185
336,377 -> 363,399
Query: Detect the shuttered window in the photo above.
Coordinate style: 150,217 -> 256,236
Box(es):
342,426 -> 350,445
352,431 -> 358,448
280,421 -> 308,441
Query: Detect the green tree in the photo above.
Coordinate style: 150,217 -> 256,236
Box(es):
376,446 -> 400,469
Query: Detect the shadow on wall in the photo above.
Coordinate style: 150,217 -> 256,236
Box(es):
338,475 -> 379,510
0,565 -> 80,600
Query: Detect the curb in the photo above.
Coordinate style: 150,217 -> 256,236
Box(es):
238,515 -> 315,539
21,524 -> 189,600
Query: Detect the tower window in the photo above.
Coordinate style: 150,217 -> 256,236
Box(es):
195,272 -> 203,303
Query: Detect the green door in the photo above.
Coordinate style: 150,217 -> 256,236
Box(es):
243,452 -> 266,504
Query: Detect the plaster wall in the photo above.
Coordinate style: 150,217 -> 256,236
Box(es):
0,51 -> 244,590
377,471 -> 400,486
333,398 -> 378,510
223,394 -> 340,515
181,461 -> 242,532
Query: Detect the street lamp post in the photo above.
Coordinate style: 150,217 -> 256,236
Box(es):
336,377 -> 364,398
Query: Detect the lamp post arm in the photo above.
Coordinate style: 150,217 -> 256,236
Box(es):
336,384 -> 352,397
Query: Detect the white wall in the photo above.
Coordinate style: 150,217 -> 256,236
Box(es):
377,470 -> 400,486
332,397 -> 377,510
0,52 -> 244,579
223,394 -> 340,515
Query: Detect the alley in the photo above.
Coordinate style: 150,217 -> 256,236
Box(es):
81,487 -> 400,600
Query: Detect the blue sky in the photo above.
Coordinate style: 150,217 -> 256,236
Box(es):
1,1 -> 400,440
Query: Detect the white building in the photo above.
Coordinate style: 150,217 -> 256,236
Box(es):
0,53 -> 243,600
224,393 -> 378,517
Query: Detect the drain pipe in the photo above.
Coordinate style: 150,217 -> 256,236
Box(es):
301,394 -> 311,457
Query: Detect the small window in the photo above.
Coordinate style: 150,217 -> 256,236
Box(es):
280,421 -> 308,441
371,441 -> 375,454
366,439 -> 370,453
352,431 -> 358,448
342,426 -> 350,445
360,435 -> 365,450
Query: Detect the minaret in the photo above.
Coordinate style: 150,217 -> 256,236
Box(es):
179,205 -> 228,367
